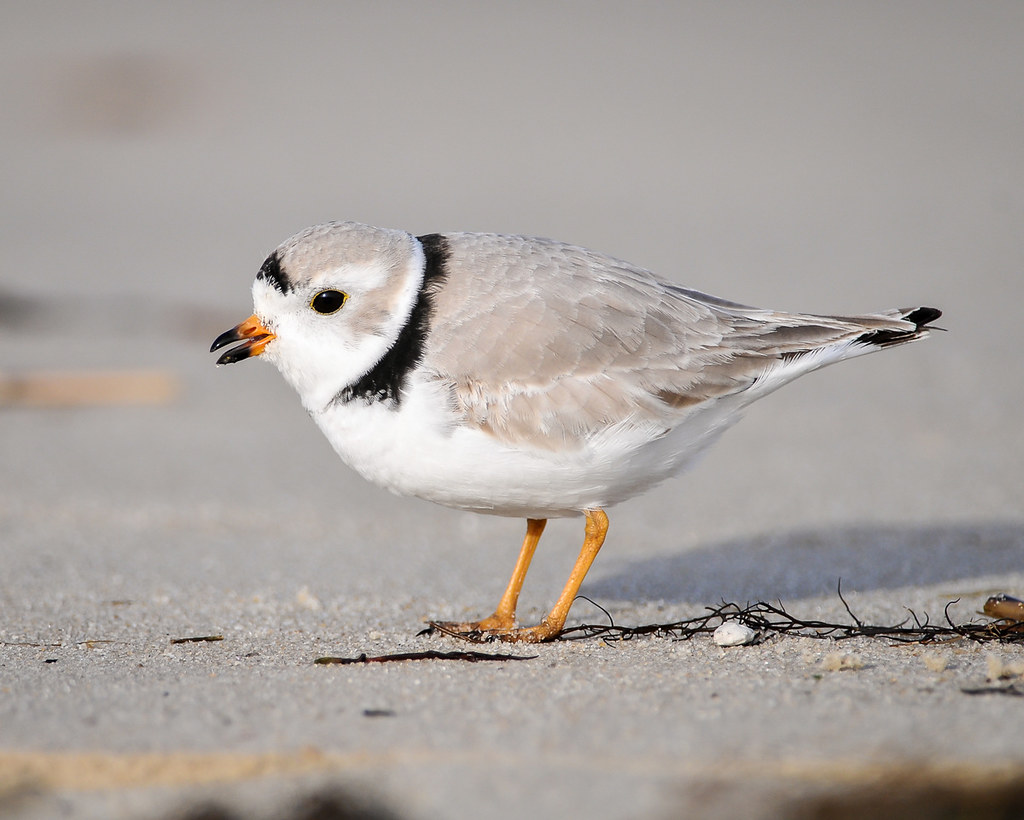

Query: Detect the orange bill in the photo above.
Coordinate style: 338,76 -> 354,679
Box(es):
210,314 -> 276,365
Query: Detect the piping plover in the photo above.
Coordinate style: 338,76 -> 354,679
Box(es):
211,221 -> 941,642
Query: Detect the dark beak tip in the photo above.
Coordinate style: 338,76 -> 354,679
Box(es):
215,346 -> 250,366
210,328 -> 241,353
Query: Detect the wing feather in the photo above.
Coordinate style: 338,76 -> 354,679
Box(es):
419,233 -> 934,450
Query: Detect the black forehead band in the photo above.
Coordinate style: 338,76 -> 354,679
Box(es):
256,251 -> 292,294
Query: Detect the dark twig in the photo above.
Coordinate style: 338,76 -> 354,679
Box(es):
170,635 -> 224,644
837,580 -> 864,629
418,622 -> 499,643
960,684 -> 1024,697
315,650 -> 536,665
573,595 -> 616,628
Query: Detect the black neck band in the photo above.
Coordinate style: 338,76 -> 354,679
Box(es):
334,234 -> 450,406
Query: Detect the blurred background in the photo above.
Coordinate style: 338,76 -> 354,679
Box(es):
4,1 -> 1021,523
2,0 -> 1022,604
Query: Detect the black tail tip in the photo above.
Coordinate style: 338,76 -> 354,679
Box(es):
858,306 -> 944,348
903,306 -> 942,328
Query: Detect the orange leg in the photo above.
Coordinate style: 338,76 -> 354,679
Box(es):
432,510 -> 609,644
508,509 -> 609,643
482,517 -> 547,629
434,518 -> 546,633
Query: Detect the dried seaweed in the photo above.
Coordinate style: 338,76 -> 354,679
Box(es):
960,684 -> 1024,697
314,650 -> 536,665
555,584 -> 1024,645
170,635 -> 224,644
0,641 -> 61,648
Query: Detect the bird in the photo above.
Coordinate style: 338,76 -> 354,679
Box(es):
211,221 -> 941,643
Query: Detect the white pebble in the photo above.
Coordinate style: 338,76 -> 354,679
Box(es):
713,622 -> 756,646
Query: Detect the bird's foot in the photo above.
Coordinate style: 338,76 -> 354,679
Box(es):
495,621 -> 562,643
427,614 -> 561,644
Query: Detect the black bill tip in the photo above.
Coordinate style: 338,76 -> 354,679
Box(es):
215,344 -> 258,366
210,327 -> 243,353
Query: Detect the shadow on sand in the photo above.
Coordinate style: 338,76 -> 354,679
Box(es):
586,520 -> 1024,604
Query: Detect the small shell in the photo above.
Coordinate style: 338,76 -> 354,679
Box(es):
713,622 -> 756,647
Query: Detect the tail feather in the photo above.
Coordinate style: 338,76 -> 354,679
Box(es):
855,306 -> 942,349
748,305 -> 942,392
689,304 -> 942,403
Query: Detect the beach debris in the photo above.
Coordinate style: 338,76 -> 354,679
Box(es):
822,652 -> 865,672
983,593 -> 1024,623
921,651 -> 949,672
985,653 -> 1024,682
961,683 -> 1024,697
551,583 -> 1024,645
315,650 -> 535,665
170,635 -> 224,644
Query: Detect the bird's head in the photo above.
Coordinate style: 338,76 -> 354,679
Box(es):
211,222 -> 426,412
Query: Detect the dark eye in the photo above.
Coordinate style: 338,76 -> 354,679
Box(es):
310,290 -> 348,315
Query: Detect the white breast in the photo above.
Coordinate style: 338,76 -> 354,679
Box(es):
310,374 -> 745,518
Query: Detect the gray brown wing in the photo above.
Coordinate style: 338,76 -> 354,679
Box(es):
421,233 -> 932,449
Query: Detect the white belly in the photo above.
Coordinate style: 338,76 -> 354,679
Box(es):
310,378 -> 742,518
